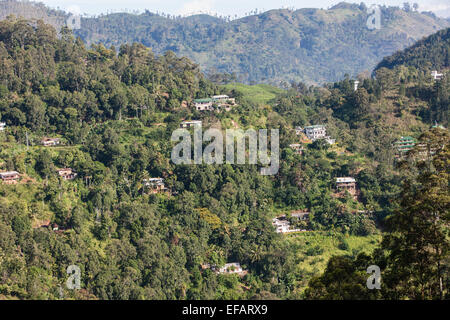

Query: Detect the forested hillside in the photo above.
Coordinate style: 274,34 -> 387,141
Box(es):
375,27 -> 450,71
304,30 -> 449,299
1,1 -> 449,85
0,17 -> 448,300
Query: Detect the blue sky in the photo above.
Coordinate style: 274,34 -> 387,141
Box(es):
41,0 -> 450,18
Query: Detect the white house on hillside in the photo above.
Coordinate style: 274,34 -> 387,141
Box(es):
304,125 -> 327,141
217,263 -> 245,274
431,70 -> 443,80
180,120 -> 202,128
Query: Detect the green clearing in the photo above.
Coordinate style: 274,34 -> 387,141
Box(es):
221,83 -> 285,105
285,231 -> 382,295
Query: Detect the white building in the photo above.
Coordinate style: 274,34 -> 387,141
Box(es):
212,95 -> 236,104
353,80 -> 360,91
217,263 -> 244,274
194,95 -> 236,112
272,216 -> 303,234
431,70 -> 443,80
41,138 -> 61,147
57,168 -> 77,180
336,177 -> 356,184
336,177 -> 357,195
0,122 -> 5,131
180,120 -> 202,128
272,217 -> 291,233
302,125 -> 335,144
194,98 -> 213,111
304,125 -> 327,141
0,171 -> 20,184
212,95 -> 229,101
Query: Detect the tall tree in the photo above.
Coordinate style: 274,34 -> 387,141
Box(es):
382,128 -> 449,299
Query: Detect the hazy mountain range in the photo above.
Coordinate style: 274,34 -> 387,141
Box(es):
1,1 -> 449,85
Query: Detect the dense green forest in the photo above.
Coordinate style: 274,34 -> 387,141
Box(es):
1,0 -> 449,85
0,17 -> 448,300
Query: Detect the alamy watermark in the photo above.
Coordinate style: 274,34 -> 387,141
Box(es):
66,265 -> 81,290
366,265 -> 381,290
366,5 -> 381,30
171,125 -> 279,175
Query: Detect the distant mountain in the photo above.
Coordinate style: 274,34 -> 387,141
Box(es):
1,1 -> 449,85
375,27 -> 449,72
0,0 -> 67,26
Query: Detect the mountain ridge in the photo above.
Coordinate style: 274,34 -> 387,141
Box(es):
0,1 -> 449,85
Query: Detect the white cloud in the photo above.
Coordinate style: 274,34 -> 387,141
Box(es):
177,0 -> 216,16
420,2 -> 450,12
67,5 -> 82,15
418,0 -> 450,18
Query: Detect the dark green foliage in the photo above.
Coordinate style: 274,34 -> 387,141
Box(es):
0,16 -> 448,301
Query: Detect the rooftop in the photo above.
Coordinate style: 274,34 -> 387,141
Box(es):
305,125 -> 325,129
194,98 -> 212,103
336,177 -> 356,183
181,120 -> 202,126
0,171 -> 19,177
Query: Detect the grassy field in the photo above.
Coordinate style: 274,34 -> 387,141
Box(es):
285,231 -> 382,296
221,83 -> 285,105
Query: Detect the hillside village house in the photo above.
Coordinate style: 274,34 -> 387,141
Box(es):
180,120 -> 202,129
0,122 -> 5,131
394,136 -> 416,158
143,178 -> 169,195
212,95 -> 236,105
336,177 -> 357,195
194,95 -> 236,112
0,171 -> 20,184
409,124 -> 445,160
272,214 -> 306,234
57,168 -> 77,181
41,137 -> 60,147
217,263 -> 246,275
272,217 -> 291,233
431,70 -> 443,80
202,262 -> 247,276
302,125 -> 335,144
193,98 -> 213,111
304,125 -> 326,140
353,80 -> 360,91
